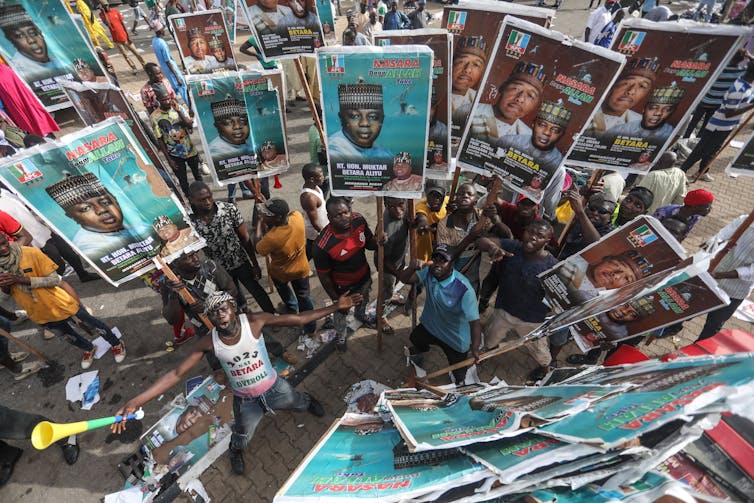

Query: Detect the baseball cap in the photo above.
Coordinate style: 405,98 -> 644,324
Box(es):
431,243 -> 452,262
426,184 -> 446,197
259,198 -> 289,217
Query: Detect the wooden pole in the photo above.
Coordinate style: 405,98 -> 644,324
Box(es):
417,337 -> 531,383
408,200 -> 418,330
709,206 -> 754,271
693,111 -> 754,183
447,163 -> 462,202
293,57 -> 325,145
376,197 -> 385,352
0,328 -> 53,364
155,257 -> 214,330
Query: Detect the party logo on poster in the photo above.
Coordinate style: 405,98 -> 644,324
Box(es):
505,30 -> 531,59
198,80 -> 215,97
175,18 -> 187,31
446,11 -> 467,31
9,163 -> 42,184
617,30 -> 645,55
377,39 -> 391,46
628,224 -> 658,247
326,54 -> 345,74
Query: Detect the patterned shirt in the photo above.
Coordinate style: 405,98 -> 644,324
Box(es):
313,213 -> 374,291
141,78 -> 176,115
652,205 -> 700,241
701,64 -> 745,108
191,202 -> 247,271
151,105 -> 197,159
707,77 -> 754,132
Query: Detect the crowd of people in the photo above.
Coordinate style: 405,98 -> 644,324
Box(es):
0,0 -> 753,494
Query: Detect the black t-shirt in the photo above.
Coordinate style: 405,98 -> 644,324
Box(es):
494,239 -> 558,323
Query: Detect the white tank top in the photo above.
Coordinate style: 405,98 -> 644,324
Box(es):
212,315 -> 277,397
300,186 -> 328,240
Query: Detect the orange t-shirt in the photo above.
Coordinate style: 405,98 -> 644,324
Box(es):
256,211 -> 310,283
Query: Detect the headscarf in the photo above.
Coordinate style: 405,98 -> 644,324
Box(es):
0,241 -> 31,295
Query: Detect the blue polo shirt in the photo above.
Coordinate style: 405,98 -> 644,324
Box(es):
417,267 -> 479,353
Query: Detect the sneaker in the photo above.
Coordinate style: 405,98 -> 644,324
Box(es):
112,341 -> 127,363
174,327 -> 195,346
336,333 -> 347,352
698,172 -> 714,182
307,395 -> 325,417
14,361 -> 44,381
229,448 -> 245,475
11,310 -> 28,325
408,352 -> 424,368
81,351 -> 95,370
10,351 -> 28,363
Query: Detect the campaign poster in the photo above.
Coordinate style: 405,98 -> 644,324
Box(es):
571,273 -> 729,352
539,216 -> 687,312
0,0 -> 108,110
457,17 -> 625,204
241,0 -> 325,60
189,71 -> 288,185
441,1 -> 554,153
386,385 -> 620,452
0,118 -> 203,285
462,433 -> 601,485
168,10 -> 237,74
726,130 -> 754,177
142,375 -> 233,471
274,414 -> 490,502
374,30 -> 453,180
315,0 -> 335,44
567,19 -> 750,173
317,46 -> 433,198
538,353 -> 754,448
58,81 -> 167,180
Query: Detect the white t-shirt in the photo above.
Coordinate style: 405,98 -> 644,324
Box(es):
586,7 -> 611,44
0,189 -> 51,247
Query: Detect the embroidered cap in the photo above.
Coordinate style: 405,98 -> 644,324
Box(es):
211,94 -> 247,121
536,99 -> 572,128
338,81 -> 383,110
505,61 -> 547,94
456,36 -> 488,64
188,27 -> 205,41
621,57 -> 660,84
0,4 -> 34,30
46,173 -> 112,211
152,215 -> 173,231
648,81 -> 685,105
208,37 -> 224,50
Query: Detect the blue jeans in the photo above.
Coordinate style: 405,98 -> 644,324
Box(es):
274,276 -> 315,334
230,377 -> 310,450
228,261 -> 275,314
43,306 -> 120,352
227,183 -> 252,200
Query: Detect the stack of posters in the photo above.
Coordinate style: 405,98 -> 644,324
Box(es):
275,353 -> 754,502
566,18 -> 750,173
317,46 -> 434,198
188,71 -> 288,185
457,17 -> 625,204
440,1 -> 554,153
0,118 -> 203,285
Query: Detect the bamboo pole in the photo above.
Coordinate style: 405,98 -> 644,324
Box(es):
408,200 -> 418,330
376,197 -> 385,352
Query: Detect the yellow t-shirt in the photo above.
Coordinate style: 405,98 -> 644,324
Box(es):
415,196 -> 449,262
256,211 -> 310,283
11,247 -> 79,324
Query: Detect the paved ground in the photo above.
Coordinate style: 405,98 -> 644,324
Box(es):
1,1 -> 753,502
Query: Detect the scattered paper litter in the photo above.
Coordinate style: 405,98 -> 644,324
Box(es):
93,327 -> 123,359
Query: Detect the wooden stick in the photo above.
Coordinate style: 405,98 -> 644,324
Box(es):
248,179 -> 275,294
376,196 -> 385,352
417,337 -> 531,383
447,163 -> 462,202
155,257 -> 214,330
457,177 -> 503,275
709,206 -> 754,271
408,200 -> 418,330
693,111 -> 754,183
415,380 -> 449,397
293,57 -> 325,145
0,328 -> 53,364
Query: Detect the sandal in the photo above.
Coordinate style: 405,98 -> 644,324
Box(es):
381,322 -> 394,335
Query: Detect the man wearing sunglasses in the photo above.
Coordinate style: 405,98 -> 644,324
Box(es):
559,192 -> 617,259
